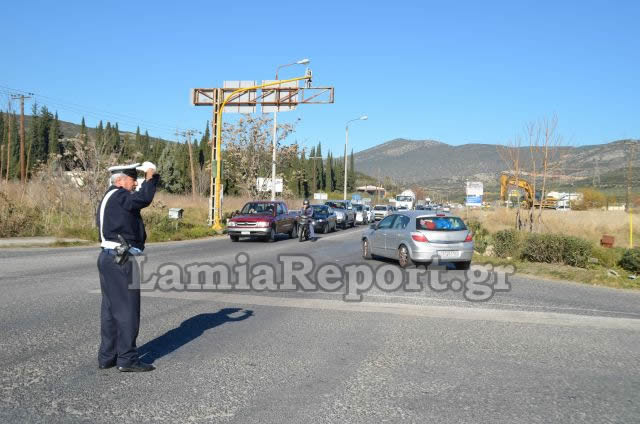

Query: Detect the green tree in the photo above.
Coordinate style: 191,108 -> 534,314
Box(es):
199,121 -> 210,169
49,112 -> 62,156
348,148 -> 356,192
335,155 -> 344,195
142,130 -> 151,158
316,141 -> 325,191
157,143 -> 186,193
327,151 -> 335,192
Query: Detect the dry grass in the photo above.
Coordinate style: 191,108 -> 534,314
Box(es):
467,208 -> 638,248
0,179 -> 306,240
0,180 -> 95,238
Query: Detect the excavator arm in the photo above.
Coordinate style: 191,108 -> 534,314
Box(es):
499,174 -> 534,208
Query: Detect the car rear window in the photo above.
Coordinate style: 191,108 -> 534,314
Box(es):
374,206 -> 387,211
416,216 -> 467,231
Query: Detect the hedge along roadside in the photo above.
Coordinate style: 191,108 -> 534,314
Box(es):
489,229 -> 592,268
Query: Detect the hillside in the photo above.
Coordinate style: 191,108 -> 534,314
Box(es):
354,138 -> 639,192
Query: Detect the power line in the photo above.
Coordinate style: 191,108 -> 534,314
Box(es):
0,85 -> 186,137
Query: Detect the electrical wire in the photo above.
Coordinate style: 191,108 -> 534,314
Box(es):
0,85 -> 185,138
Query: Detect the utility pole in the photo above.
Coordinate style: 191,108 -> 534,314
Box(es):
625,141 -> 636,248
5,101 -> 12,182
592,156 -> 601,187
11,94 -> 32,183
0,111 -> 5,181
175,129 -> 201,199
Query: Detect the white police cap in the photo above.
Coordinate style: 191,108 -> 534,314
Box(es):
108,163 -> 140,179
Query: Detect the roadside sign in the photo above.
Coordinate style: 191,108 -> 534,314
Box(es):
256,177 -> 283,193
314,192 -> 328,200
466,181 -> 483,207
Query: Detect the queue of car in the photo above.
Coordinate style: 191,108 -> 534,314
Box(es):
226,200 -> 474,269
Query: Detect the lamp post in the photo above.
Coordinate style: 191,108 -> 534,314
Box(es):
344,115 -> 368,200
272,58 -> 310,200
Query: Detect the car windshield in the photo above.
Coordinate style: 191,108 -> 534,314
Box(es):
312,205 -> 329,214
353,205 -> 363,211
416,216 -> 467,231
374,205 -> 387,211
240,202 -> 274,215
396,196 -> 413,201
326,202 -> 345,209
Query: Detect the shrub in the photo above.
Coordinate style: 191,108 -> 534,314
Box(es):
493,229 -> 521,258
591,246 -> 626,268
561,236 -> 592,268
619,248 -> 640,273
0,192 -> 44,237
521,233 -> 565,264
467,219 -> 489,254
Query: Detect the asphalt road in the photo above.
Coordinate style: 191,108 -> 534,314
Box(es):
1,225 -> 639,423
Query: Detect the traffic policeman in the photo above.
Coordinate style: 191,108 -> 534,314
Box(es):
96,162 -> 159,372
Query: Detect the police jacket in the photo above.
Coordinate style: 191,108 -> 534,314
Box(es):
97,174 -> 159,250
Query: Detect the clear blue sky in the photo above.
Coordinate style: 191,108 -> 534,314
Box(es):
1,0 -> 638,155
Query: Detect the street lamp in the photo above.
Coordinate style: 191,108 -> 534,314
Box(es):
344,115 -> 368,200
272,58 -> 311,200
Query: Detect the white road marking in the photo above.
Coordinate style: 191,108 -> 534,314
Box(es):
88,289 -> 640,330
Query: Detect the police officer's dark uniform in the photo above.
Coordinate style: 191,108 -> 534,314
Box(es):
96,163 -> 159,372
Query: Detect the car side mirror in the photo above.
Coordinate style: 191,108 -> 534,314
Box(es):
369,223 -> 377,230
232,210 -> 239,217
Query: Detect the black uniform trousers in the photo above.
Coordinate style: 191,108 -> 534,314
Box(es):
97,250 -> 141,367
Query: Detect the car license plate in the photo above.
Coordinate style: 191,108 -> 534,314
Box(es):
241,231 -> 250,235
438,250 -> 459,258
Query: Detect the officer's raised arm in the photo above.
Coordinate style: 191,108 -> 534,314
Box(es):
120,162 -> 159,211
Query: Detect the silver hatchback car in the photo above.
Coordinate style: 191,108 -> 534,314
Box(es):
361,211 -> 473,269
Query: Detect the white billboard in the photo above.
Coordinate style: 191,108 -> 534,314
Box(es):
256,177 -> 283,193
466,181 -> 483,207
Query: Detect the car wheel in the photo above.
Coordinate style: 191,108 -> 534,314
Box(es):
266,226 -> 276,243
398,245 -> 414,268
323,223 -> 329,234
289,224 -> 298,239
455,261 -> 471,270
351,219 -> 356,228
230,235 -> 239,242
362,238 -> 372,259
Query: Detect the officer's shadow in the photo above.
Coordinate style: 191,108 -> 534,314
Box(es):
138,308 -> 253,364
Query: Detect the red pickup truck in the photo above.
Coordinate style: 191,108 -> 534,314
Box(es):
226,201 -> 299,242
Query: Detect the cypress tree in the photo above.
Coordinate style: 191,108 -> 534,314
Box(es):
348,148 -> 356,192
309,146 -> 316,192
142,130 -> 150,157
199,121 -> 210,169
316,141 -> 325,191
49,112 -> 61,155
327,151 -> 335,192
96,120 -> 104,148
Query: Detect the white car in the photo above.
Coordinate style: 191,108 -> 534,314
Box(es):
373,204 -> 392,221
353,204 -> 369,225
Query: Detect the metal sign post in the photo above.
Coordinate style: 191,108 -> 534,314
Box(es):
192,74 -> 334,231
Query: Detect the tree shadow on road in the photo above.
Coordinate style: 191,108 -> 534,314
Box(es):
138,308 -> 254,364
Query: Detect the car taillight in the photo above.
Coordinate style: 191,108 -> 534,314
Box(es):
411,232 -> 428,242
465,232 -> 473,242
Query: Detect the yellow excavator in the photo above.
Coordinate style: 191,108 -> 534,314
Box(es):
499,174 -> 557,209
